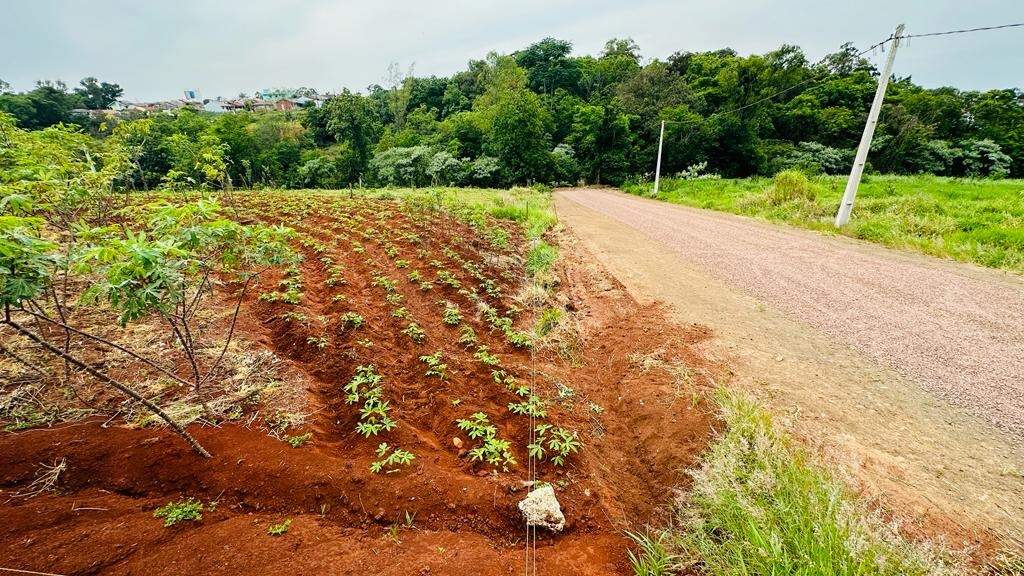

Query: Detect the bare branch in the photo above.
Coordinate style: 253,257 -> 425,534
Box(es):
4,317 -> 211,458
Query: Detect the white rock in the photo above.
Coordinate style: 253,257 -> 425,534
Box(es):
517,484 -> 565,532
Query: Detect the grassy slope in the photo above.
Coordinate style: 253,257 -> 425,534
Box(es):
622,175 -> 1024,273
629,390 -> 957,576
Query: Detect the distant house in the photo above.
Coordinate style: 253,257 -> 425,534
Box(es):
222,99 -> 247,111
203,99 -> 228,113
70,108 -> 115,120
274,99 -> 296,111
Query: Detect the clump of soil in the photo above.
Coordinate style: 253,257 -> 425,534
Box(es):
0,193 -> 722,575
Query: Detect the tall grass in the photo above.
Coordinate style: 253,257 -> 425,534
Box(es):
622,175 -> 1024,272
628,389 -> 957,576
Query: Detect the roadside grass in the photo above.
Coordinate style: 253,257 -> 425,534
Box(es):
622,175 -> 1024,273
628,388 -> 959,576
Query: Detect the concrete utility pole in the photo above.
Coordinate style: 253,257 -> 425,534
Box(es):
653,120 -> 665,196
835,23 -> 905,227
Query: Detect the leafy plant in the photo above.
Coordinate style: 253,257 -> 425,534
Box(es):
340,311 -> 364,329
285,432 -> 312,448
441,302 -> 462,325
78,198 -> 296,421
401,322 -> 426,343
307,335 -> 329,349
508,395 -> 548,418
458,326 -> 477,348
528,424 -> 581,466
419,351 -> 447,379
456,412 -> 516,469
268,519 -> 292,536
473,345 -> 499,366
154,499 -> 203,527
282,311 -> 308,323
344,365 -> 396,437
436,270 -> 461,289
369,442 -> 416,473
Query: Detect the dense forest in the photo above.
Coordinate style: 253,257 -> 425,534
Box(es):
2,37 -> 1021,189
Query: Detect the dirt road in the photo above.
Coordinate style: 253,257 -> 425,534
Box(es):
556,187 -> 1024,541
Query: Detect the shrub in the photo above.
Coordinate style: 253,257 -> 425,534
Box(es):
426,150 -> 469,186
470,156 -> 502,187
767,170 -> 815,204
774,142 -> 852,175
369,145 -> 433,187
960,139 -> 1011,178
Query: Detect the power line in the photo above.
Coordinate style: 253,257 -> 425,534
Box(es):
902,21 -> 1024,39
659,20 -> 1024,126
660,38 -> 889,125
650,20 -> 1022,196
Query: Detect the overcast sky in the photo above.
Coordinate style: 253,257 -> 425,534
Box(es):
2,0 -> 1022,102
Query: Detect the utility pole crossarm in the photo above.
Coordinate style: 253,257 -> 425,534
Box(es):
834,23 -> 905,227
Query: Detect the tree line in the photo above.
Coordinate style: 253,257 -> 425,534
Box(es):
2,37 -> 1021,190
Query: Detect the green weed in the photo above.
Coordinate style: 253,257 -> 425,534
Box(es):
154,499 -> 203,527
268,519 -> 292,536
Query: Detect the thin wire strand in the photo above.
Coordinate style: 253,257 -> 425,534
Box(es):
658,21 -> 1023,127
659,39 -> 888,127
902,22 -> 1024,39
523,198 -> 539,576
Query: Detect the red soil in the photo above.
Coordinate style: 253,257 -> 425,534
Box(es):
0,193 -> 721,575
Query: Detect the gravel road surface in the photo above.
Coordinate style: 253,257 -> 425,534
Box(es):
559,188 -> 1024,438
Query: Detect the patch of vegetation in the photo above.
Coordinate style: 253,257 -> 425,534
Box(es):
473,345 -> 500,366
626,530 -> 676,576
632,389 -> 956,575
525,241 -> 558,277
535,307 -> 563,336
154,499 -> 203,527
285,432 -> 311,448
369,442 -> 416,473
458,326 -> 478,348
528,424 -> 581,466
624,174 -> 1024,272
419,350 -> 447,379
401,322 -> 426,343
340,312 -> 365,329
343,365 -> 396,437
268,519 -> 292,536
441,302 -> 462,325
508,395 -> 548,418
456,412 -> 517,470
